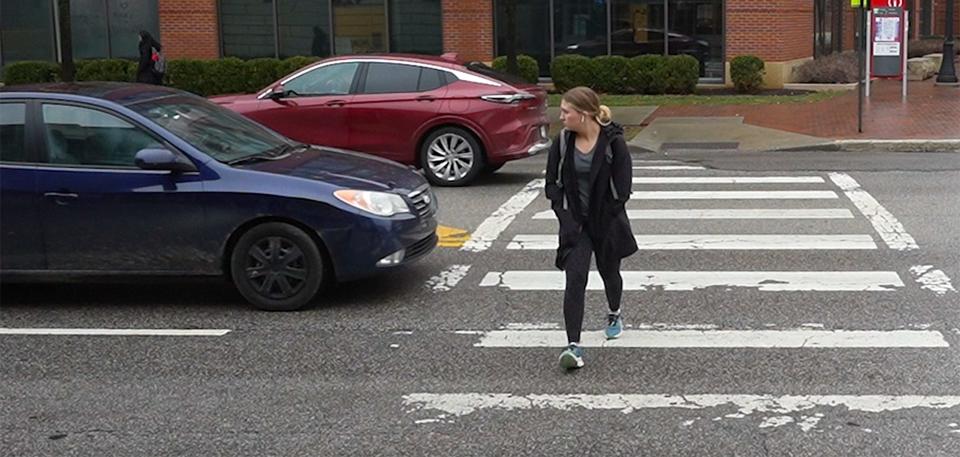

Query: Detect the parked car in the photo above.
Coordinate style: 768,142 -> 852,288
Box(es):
0,82 -> 438,311
211,54 -> 552,187
565,28 -> 711,76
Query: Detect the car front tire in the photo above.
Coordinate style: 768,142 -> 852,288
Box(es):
230,222 -> 326,311
420,127 -> 484,187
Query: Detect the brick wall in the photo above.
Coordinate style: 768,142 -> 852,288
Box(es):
933,0 -> 960,37
158,0 -> 219,59
725,0 -> 814,62
442,0 -> 493,62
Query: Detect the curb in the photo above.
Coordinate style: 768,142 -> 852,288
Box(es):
832,139 -> 960,153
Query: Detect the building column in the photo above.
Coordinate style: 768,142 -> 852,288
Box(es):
725,0 -> 815,87
158,0 -> 220,59
442,0 -> 494,62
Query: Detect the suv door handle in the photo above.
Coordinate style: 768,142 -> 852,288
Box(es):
325,100 -> 346,107
44,192 -> 79,206
416,95 -> 435,101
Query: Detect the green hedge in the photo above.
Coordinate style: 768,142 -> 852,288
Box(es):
730,55 -> 765,93
2,61 -> 61,85
628,55 -> 667,95
491,54 -> 540,84
3,56 -> 322,96
75,59 -> 137,82
550,54 -> 598,92
663,55 -> 699,94
593,55 -> 631,94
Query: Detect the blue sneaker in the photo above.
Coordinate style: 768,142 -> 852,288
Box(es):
558,344 -> 584,369
605,313 -> 623,340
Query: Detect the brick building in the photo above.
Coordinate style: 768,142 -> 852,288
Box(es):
2,0 -> 957,87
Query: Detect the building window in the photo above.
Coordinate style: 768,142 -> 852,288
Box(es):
389,0 -> 442,54
220,0 -> 440,59
0,0 -> 57,66
71,0 -> 160,60
495,0 -> 724,80
494,0 -> 551,76
814,0 -> 843,57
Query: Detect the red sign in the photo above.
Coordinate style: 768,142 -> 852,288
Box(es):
873,0 -> 905,8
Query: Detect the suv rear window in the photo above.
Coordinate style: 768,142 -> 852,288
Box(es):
464,61 -> 530,86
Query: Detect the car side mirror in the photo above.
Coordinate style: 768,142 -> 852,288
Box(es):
134,148 -> 197,173
268,84 -> 287,100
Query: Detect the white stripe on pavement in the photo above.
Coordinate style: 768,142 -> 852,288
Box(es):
404,394 -> 960,430
910,265 -> 958,296
632,177 -> 825,184
631,191 -> 839,200
471,329 -> 948,348
532,208 -> 856,220
0,328 -> 231,336
460,178 -> 544,252
828,173 -> 918,251
507,234 -> 877,250
479,271 -> 904,291
634,166 -> 706,170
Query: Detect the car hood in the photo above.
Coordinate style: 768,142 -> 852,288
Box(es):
243,146 -> 428,193
209,93 -> 258,105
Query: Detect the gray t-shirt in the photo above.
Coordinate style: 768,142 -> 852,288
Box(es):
574,144 -> 595,216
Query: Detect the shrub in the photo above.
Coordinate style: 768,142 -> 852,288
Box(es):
550,54 -> 597,92
730,55 -> 765,93
593,55 -> 632,94
75,59 -> 136,82
491,54 -> 540,84
165,59 -> 209,95
793,51 -> 858,83
244,58 -> 282,93
662,55 -> 699,94
278,56 -> 321,78
2,61 -> 60,85
628,54 -> 667,94
205,57 -> 247,95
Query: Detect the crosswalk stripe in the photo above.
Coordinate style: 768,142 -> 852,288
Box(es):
532,208 -> 856,220
634,166 -> 706,170
828,173 -> 919,251
0,328 -> 231,336
632,177 -> 825,184
507,234 -> 877,250
479,271 -> 904,291
404,394 -> 960,424
632,191 -> 839,200
471,329 -> 948,348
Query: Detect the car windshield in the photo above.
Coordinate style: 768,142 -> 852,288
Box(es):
128,94 -> 293,163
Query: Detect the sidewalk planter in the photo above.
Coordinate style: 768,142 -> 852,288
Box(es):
793,51 -> 858,84
923,54 -> 943,72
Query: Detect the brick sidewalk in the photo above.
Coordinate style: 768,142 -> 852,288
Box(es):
647,79 -> 960,140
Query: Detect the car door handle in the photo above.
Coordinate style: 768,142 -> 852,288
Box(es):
416,95 -> 435,102
44,192 -> 79,205
325,100 -> 346,107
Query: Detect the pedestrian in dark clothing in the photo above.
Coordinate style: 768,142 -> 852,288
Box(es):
544,86 -> 638,369
137,30 -> 164,85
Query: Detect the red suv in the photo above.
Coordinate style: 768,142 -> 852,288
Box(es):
212,54 -> 551,186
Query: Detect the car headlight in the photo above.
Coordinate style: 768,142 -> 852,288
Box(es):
334,189 -> 411,217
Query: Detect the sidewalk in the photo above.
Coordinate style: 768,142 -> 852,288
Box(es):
628,78 -> 960,152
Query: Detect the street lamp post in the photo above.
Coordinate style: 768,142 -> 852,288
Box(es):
935,0 -> 958,85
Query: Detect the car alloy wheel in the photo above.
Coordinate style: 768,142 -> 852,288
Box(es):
421,127 -> 484,187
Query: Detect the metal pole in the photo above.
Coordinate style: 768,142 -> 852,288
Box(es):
903,12 -> 908,100
858,6 -> 865,133
866,9 -> 872,97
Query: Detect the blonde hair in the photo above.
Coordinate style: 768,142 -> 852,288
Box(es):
562,86 -> 612,126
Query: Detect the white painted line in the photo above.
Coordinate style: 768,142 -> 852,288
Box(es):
479,270 -> 904,291
634,166 -> 706,171
631,191 -> 838,200
632,176 -> 825,184
425,264 -> 472,292
910,265 -> 957,296
461,178 -> 543,252
828,173 -> 918,250
533,208 -> 855,220
471,329 -> 948,348
507,234 -> 877,250
0,328 -> 231,336
404,394 -> 960,430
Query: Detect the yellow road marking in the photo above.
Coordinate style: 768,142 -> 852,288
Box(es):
437,225 -> 470,248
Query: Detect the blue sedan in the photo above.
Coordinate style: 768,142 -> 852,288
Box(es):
0,83 -> 438,311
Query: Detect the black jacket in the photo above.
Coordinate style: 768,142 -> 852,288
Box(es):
545,123 -> 638,270
137,37 -> 162,84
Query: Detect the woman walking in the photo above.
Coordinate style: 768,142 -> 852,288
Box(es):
136,30 -> 164,85
544,86 -> 637,369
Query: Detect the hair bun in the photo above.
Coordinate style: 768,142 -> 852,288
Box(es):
596,105 -> 612,125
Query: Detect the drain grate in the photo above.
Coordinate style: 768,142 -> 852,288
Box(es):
661,142 -> 739,151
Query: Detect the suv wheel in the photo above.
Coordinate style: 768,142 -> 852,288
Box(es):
420,127 -> 484,187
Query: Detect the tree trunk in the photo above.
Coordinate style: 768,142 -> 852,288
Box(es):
58,0 -> 75,82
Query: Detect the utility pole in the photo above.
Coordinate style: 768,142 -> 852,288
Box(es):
57,0 -> 75,82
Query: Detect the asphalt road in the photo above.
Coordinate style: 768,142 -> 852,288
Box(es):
2,149 -> 959,456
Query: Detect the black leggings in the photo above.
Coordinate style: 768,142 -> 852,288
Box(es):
563,233 -> 623,344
